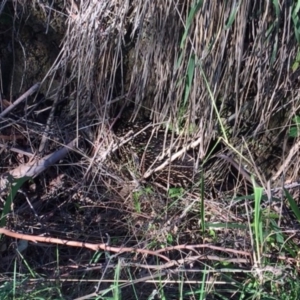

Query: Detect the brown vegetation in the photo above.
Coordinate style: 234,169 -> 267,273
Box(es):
0,0 -> 300,299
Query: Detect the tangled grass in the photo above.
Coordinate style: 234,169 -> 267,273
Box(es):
0,0 -> 300,299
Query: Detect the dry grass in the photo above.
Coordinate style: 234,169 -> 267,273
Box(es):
0,0 -> 300,299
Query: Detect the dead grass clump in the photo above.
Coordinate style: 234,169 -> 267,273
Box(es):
1,0 -> 300,299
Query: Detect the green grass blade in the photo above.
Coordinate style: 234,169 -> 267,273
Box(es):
200,171 -> 205,232
13,259 -> 16,299
183,54 -> 195,106
284,188 -> 300,222
0,176 -> 30,229
199,67 -> 228,142
253,177 -> 263,263
225,3 -> 240,29
273,0 -> 280,16
113,259 -> 121,300
199,266 -> 207,300
180,1 -> 204,49
292,0 -> 300,43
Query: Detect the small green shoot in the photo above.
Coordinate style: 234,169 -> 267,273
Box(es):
132,186 -> 153,213
0,176 -> 30,230
284,188 -> 300,222
292,50 -> 300,71
132,191 -> 141,213
289,115 -> 300,137
168,187 -> 184,198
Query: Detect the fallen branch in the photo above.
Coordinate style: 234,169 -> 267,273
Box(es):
0,83 -> 40,118
0,227 -> 255,267
0,138 -> 78,192
0,227 -> 170,262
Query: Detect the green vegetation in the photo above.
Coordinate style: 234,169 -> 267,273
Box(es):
0,176 -> 29,229
289,115 -> 300,137
1,0 -> 300,299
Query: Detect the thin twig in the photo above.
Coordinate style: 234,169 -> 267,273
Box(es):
271,139 -> 300,183
143,136 -> 203,179
216,154 -> 253,184
0,143 -> 34,157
